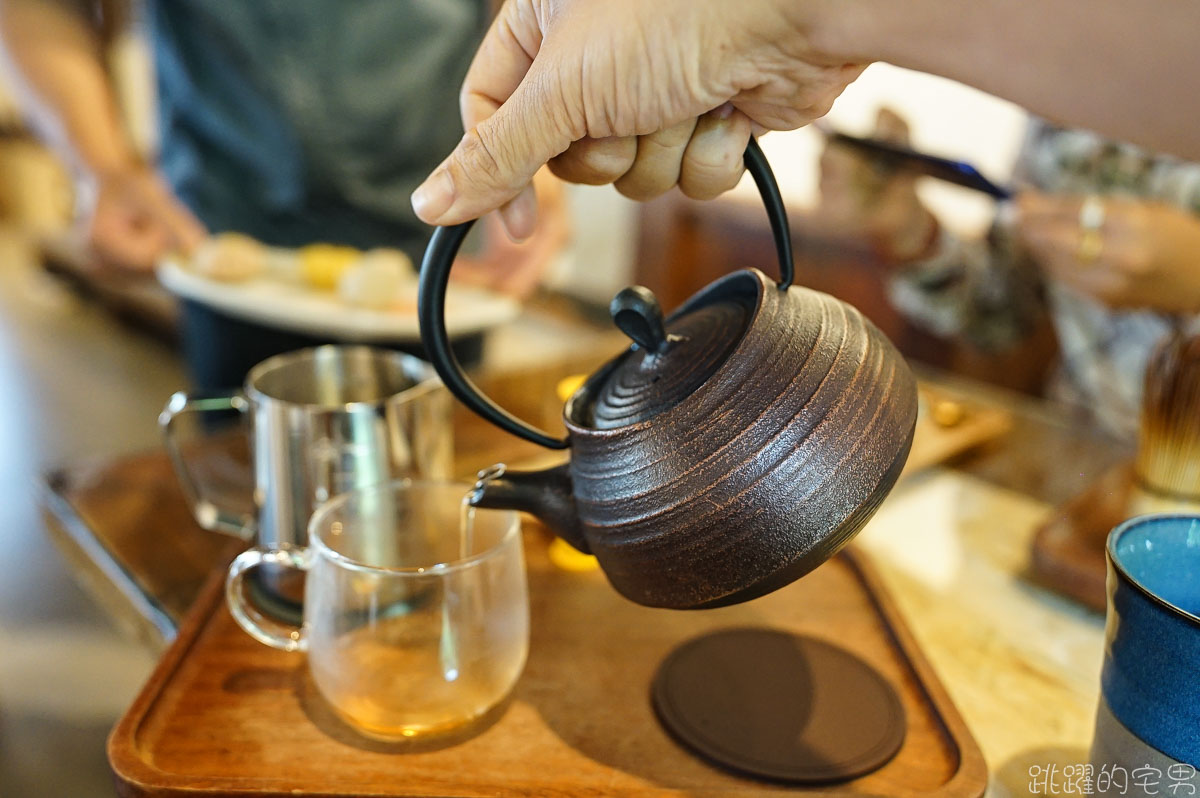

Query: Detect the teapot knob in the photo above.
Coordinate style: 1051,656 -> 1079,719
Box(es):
611,286 -> 669,353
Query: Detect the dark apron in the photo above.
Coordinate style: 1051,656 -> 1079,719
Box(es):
147,0 -> 488,388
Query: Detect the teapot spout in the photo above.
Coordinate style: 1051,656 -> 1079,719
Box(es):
470,464 -> 589,554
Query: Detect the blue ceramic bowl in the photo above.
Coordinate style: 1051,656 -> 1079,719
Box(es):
1102,515 -> 1200,765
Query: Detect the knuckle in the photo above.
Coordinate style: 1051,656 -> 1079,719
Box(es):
550,138 -> 636,185
526,64 -> 586,142
546,157 -> 580,184
458,90 -> 484,133
683,135 -> 742,174
804,92 -> 838,120
454,127 -> 518,193
680,162 -> 743,200
615,147 -> 686,201
815,95 -> 838,118
679,175 -> 738,201
548,155 -> 613,185
637,131 -> 692,160
614,173 -> 670,202
468,126 -> 506,173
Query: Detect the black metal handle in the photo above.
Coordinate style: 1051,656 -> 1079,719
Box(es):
744,137 -> 794,290
417,135 -> 794,450
417,221 -> 569,449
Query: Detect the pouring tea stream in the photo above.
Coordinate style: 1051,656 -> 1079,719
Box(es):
419,139 -> 918,609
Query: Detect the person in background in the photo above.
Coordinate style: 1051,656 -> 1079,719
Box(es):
0,0 -> 565,390
816,109 -> 1200,439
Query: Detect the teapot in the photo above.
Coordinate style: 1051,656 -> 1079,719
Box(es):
418,139 -> 917,609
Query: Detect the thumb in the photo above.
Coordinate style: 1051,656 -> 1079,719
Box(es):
411,68 -> 579,227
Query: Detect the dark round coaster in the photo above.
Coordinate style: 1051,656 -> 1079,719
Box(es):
651,628 -> 906,784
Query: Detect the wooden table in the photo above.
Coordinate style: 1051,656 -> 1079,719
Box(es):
43,354 -> 1131,796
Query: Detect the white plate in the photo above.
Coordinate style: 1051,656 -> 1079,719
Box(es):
157,258 -> 519,342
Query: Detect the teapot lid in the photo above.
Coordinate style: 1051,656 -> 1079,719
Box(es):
582,282 -> 755,430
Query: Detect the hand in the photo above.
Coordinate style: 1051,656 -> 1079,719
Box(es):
814,107 -> 938,262
1016,192 -> 1200,313
82,165 -> 207,272
411,0 -> 866,238
546,104 -> 753,205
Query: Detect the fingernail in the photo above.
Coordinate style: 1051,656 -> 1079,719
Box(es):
499,204 -> 533,242
500,186 -> 538,242
717,102 -> 735,120
411,170 -> 456,223
499,207 -> 530,242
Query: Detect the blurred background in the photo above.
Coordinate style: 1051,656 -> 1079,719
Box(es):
0,6 -> 1046,797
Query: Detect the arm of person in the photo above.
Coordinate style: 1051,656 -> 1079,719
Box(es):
0,0 -> 131,175
0,0 -> 203,269
413,0 -> 1200,234
818,0 -> 1200,165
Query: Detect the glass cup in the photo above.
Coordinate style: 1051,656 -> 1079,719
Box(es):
163,345 -> 454,618
225,480 -> 528,741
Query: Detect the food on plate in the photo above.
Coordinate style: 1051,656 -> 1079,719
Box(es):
180,236 -> 432,313
361,248 -> 415,279
189,233 -> 268,281
298,244 -> 362,290
336,249 -> 416,309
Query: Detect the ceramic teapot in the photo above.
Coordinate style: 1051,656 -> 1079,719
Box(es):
418,139 -> 918,609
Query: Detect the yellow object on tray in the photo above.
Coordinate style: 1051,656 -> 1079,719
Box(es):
548,538 -> 600,572
555,374 -> 587,402
299,244 -> 362,290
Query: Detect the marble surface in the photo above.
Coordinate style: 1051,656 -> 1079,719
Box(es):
859,468 -> 1107,797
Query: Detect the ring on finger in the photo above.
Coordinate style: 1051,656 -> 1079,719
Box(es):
1076,195 -> 1105,265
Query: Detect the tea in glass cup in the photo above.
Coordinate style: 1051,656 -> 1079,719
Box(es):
225,480 -> 528,741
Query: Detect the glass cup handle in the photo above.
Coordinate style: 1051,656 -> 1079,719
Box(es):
225,546 -> 312,652
159,392 -> 255,539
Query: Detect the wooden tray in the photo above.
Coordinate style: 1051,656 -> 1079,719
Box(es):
904,385 -> 1013,476
109,532 -> 986,798
41,447 -> 247,647
1029,462 -> 1134,613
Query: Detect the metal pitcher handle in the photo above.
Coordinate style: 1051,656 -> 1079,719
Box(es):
417,136 -> 794,450
159,392 -> 256,538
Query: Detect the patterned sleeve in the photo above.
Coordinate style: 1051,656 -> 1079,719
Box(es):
883,118 -> 1052,352
886,218 -> 1046,352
